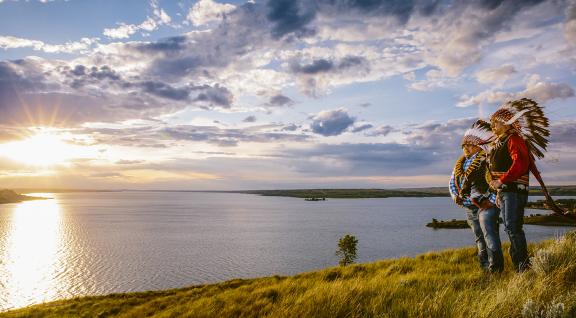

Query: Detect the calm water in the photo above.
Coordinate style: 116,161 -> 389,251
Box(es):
0,192 -> 573,311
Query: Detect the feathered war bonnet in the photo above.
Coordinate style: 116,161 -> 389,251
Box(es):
490,98 -> 550,159
461,119 -> 494,153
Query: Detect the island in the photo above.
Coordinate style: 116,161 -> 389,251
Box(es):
0,189 -> 49,204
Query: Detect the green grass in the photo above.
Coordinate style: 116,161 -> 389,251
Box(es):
3,232 -> 576,318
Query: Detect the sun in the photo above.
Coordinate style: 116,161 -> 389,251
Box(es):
0,130 -> 82,166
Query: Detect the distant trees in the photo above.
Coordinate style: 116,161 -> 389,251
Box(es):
336,234 -> 358,266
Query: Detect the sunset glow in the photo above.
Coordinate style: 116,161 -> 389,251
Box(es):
0,131 -> 87,167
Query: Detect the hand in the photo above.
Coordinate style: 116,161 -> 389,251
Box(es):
455,197 -> 463,206
490,180 -> 503,189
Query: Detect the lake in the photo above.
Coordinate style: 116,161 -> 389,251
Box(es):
0,192 -> 572,311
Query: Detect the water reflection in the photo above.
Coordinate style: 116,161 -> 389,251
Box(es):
1,196 -> 65,310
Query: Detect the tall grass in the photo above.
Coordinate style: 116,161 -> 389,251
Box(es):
3,232 -> 576,318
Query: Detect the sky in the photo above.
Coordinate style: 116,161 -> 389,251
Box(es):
0,0 -> 575,190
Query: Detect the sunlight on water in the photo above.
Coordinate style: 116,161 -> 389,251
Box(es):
1,196 -> 66,310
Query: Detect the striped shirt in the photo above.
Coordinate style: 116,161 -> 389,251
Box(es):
449,152 -> 497,208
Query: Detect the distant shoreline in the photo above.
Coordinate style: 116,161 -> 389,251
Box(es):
10,185 -> 576,198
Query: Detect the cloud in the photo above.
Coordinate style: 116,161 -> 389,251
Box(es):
103,0 -> 171,39
474,64 -> 517,85
281,142 -> 451,177
565,2 -> 576,44
290,56 -> 370,96
310,108 -> 356,136
115,160 -> 146,165
191,84 -> 234,108
458,75 -> 575,107
266,0 -> 316,38
351,123 -> 373,133
242,115 -> 257,123
187,0 -> 236,26
0,36 -> 98,54
402,118 -> 476,149
266,94 -> 295,107
281,123 -> 299,131
163,124 -> 309,147
290,56 -> 368,75
369,125 -> 395,137
427,0 -> 548,75
141,81 -> 191,101
550,120 -> 576,146
90,172 -> 125,178
103,23 -> 141,39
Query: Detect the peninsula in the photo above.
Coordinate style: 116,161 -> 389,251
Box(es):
0,189 -> 49,204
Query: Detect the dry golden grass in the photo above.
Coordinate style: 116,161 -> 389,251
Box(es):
2,232 -> 576,318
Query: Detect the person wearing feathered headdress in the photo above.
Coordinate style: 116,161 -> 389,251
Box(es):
488,98 -> 551,272
449,120 -> 504,273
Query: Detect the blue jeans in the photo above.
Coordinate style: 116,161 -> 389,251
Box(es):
498,191 -> 529,272
466,206 -> 504,272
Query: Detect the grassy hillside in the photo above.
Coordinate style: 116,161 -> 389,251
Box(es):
3,232 -> 576,318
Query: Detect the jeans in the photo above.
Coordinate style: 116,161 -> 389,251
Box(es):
498,191 -> 529,272
466,206 -> 504,272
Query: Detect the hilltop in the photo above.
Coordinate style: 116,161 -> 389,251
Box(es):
3,232 -> 575,317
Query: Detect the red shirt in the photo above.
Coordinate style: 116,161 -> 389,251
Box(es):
499,134 -> 530,184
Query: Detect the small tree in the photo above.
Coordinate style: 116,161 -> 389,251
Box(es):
336,234 -> 358,266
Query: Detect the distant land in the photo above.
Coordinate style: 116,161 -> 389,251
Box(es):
0,189 -> 49,204
232,185 -> 576,198
9,185 -> 576,198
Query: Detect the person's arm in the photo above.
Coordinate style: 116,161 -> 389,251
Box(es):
449,171 -> 463,206
499,134 -> 529,184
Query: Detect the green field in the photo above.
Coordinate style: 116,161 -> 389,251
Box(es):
3,232 -> 576,318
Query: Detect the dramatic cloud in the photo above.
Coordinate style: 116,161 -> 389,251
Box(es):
310,108 -> 356,136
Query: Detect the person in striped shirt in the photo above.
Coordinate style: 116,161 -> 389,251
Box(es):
449,120 -> 504,273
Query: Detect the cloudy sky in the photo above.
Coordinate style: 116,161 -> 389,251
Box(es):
0,0 -> 575,190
